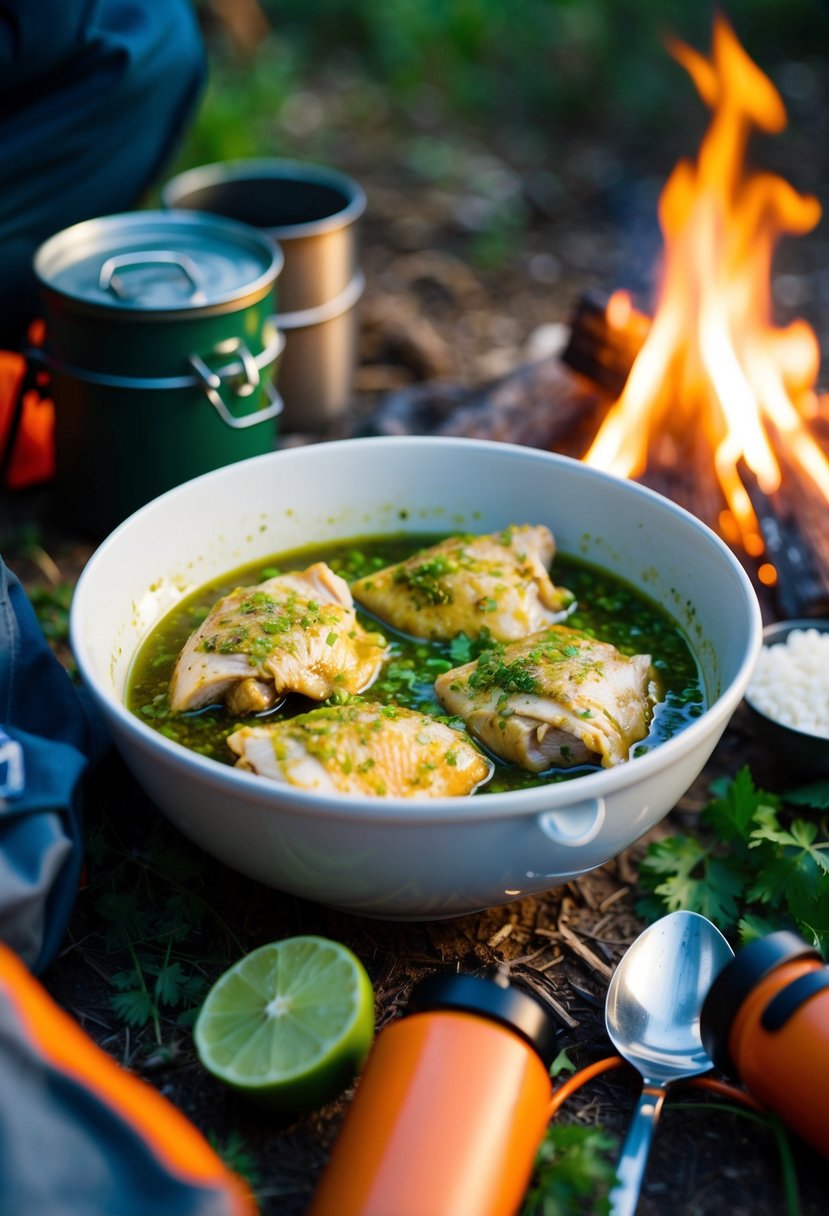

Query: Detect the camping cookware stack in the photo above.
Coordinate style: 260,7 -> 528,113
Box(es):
162,158 -> 366,433
33,210 -> 284,535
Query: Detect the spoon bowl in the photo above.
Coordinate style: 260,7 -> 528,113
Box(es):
605,911 -> 734,1216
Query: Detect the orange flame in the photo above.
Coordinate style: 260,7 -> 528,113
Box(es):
584,16 -> 827,562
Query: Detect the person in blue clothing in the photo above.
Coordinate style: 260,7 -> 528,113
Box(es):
0,0 -> 206,349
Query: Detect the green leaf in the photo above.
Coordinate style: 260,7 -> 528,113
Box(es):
703,766 -> 779,842
639,835 -> 745,929
550,1048 -> 576,1079
750,817 -> 818,851
111,988 -> 155,1028
448,633 -> 473,664
207,1131 -> 263,1192
640,833 -> 706,877
95,892 -> 152,950
738,912 -> 784,947
111,969 -> 143,992
523,1122 -> 616,1216
784,779 -> 829,810
745,852 -> 805,910
161,891 -> 206,934
637,767 -> 829,959
786,875 -> 829,956
176,1006 -> 201,1028
149,844 -> 207,885
748,819 -> 829,913
153,962 -> 187,1008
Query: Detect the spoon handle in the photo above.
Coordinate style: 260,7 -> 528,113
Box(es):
608,1083 -> 667,1216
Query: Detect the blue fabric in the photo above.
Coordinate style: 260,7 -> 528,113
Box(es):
0,557 -> 109,973
0,0 -> 206,346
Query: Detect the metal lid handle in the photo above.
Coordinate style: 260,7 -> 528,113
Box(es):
98,251 -> 208,303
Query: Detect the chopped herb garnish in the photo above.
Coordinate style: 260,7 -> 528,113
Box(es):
394,554 -> 456,607
468,651 -> 538,695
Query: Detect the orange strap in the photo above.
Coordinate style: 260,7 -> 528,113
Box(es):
0,943 -> 256,1215
549,1054 -> 765,1119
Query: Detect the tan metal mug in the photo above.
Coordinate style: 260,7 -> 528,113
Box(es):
162,158 -> 365,432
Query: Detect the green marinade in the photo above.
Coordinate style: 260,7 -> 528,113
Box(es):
126,534 -> 705,793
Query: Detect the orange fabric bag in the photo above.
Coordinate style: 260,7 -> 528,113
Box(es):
0,346 -> 54,489
0,942 -> 257,1215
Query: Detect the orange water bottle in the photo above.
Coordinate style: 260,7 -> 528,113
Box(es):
700,930 -> 829,1157
309,968 -> 559,1216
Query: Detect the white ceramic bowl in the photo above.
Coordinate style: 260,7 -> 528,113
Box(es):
71,437 -> 762,919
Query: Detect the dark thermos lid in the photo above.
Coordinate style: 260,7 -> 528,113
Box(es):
406,970 -> 560,1068
700,930 -> 821,1074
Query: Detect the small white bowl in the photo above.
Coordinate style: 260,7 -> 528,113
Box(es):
744,619 -> 829,777
70,437 -> 762,918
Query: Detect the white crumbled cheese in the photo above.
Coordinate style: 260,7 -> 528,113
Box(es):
746,628 -> 829,739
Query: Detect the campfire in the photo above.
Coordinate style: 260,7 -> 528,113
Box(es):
365,16 -> 829,616
572,15 -> 829,616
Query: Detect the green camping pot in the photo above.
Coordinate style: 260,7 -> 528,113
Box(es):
33,210 -> 284,536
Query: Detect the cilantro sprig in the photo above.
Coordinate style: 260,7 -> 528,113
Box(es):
638,767 -> 829,954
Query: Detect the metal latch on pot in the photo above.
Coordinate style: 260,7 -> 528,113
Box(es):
189,330 -> 285,429
98,251 -> 209,304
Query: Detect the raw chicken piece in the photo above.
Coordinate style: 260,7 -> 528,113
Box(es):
227,703 -> 493,797
169,563 -> 388,713
351,525 -> 573,642
434,624 -> 658,770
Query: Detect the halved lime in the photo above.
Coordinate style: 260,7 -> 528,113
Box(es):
194,935 -> 374,1111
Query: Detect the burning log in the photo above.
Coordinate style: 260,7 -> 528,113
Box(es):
739,458 -> 829,620
356,354 -> 610,457
561,290 -> 650,397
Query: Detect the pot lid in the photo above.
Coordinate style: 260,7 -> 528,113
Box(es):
34,210 -> 283,314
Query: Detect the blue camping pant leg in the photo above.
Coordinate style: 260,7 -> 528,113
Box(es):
0,555 -> 108,973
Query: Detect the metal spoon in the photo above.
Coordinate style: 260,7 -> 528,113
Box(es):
605,910 -> 734,1216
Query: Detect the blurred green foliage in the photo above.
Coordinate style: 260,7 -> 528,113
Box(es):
268,0 -> 821,120
174,0 -> 828,271
182,0 -> 829,169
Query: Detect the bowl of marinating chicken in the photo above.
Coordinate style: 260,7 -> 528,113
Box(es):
70,436 -> 762,918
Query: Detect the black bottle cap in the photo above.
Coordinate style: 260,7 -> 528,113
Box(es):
405,968 -> 561,1068
700,930 -> 821,1074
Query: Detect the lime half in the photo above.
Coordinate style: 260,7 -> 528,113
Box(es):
194,935 -> 375,1111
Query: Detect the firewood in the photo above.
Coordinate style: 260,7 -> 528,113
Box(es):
356,354 -> 611,457
561,290 -> 650,396
739,458 -> 829,619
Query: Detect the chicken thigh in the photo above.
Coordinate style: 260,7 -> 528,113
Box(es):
227,703 -> 492,797
169,563 -> 388,714
351,525 -> 573,641
434,624 -> 658,770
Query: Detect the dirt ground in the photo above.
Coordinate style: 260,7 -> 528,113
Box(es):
4,48 -> 829,1216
